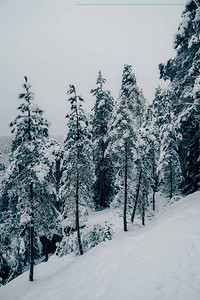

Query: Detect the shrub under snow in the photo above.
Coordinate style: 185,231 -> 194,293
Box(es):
56,222 -> 113,256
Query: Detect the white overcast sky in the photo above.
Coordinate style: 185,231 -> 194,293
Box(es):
0,0 -> 185,136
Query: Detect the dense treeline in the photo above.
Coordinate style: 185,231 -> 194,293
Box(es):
0,0 -> 199,285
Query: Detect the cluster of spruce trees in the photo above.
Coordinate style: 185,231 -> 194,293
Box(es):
0,0 -> 199,285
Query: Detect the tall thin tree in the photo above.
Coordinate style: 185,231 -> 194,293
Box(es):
0,76 -> 58,282
60,85 -> 94,255
91,71 -> 114,208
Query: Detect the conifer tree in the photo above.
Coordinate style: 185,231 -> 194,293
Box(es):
131,108 -> 157,224
108,98 -> 136,231
60,85 -> 94,255
153,86 -> 168,128
108,65 -> 146,231
157,96 -> 182,198
91,71 -> 114,208
159,0 -> 200,193
0,77 -> 59,282
120,65 -> 146,130
41,138 -> 63,212
145,106 -> 160,210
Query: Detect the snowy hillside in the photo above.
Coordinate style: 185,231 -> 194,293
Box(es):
1,192 -> 200,300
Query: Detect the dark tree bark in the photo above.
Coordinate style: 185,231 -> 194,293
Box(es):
169,125 -> 173,199
152,192 -> 155,211
193,122 -> 199,192
169,157 -> 173,199
123,141 -> 128,232
44,238 -> 48,262
26,79 -> 34,281
142,203 -> 145,226
100,140 -> 105,207
75,89 -> 83,256
76,167 -> 83,255
152,156 -> 156,211
29,182 -> 34,281
131,169 -> 142,223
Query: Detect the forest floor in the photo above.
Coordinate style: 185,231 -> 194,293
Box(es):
1,192 -> 200,300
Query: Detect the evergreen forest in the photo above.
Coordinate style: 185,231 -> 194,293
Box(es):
0,0 -> 200,287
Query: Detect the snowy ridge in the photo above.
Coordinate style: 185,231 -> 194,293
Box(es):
1,192 -> 200,300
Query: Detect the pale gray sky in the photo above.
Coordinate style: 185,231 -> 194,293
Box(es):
0,0 -> 185,136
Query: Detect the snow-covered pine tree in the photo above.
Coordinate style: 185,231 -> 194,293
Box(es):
59,85 -> 94,255
120,65 -> 146,130
40,138 -> 63,212
138,173 -> 149,226
34,137 -> 63,262
159,0 -> 200,193
108,98 -> 136,231
91,71 -> 114,208
152,87 -> 171,205
0,77 -> 59,282
153,86 -> 168,128
147,108 -> 159,211
157,94 -> 182,198
108,65 -> 146,231
145,104 -> 160,210
131,107 -> 158,224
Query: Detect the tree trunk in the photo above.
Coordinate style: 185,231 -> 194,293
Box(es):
170,157 -> 173,199
17,242 -> 22,275
76,166 -> 83,255
142,203 -> 145,226
27,94 -> 34,281
169,126 -> 173,199
100,140 -> 105,207
131,169 -> 142,223
152,157 -> 156,211
44,238 -> 48,262
29,182 -> 34,281
152,192 -> 155,211
75,90 -> 83,256
194,122 -> 199,192
169,108 -> 173,199
123,141 -> 128,232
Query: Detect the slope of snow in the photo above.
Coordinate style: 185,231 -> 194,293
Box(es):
1,192 -> 200,300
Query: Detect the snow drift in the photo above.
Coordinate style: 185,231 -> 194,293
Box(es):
1,192 -> 200,300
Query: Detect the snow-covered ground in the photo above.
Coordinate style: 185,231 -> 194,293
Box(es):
1,192 -> 200,300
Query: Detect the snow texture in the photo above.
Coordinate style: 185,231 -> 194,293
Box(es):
1,192 -> 200,299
